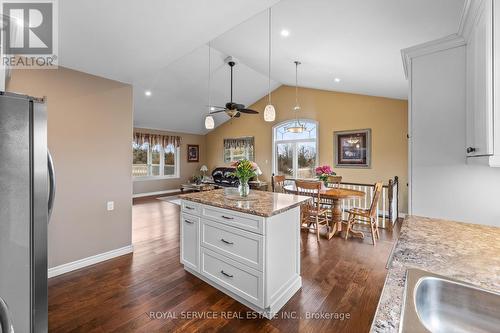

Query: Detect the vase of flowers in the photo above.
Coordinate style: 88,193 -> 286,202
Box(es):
231,159 -> 258,197
315,165 -> 336,185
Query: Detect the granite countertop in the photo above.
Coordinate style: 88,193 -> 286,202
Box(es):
371,215 -> 500,332
179,189 -> 310,217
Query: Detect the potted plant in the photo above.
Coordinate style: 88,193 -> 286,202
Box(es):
231,159 -> 258,197
315,165 -> 336,186
191,174 -> 202,185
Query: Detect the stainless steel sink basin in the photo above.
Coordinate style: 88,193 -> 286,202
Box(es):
400,269 -> 500,333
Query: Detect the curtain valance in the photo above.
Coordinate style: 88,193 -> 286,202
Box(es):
133,132 -> 181,151
224,137 -> 254,149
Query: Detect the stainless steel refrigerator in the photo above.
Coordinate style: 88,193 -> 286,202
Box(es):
0,92 -> 54,333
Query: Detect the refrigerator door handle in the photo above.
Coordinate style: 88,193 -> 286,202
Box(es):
48,149 -> 56,221
0,297 -> 14,333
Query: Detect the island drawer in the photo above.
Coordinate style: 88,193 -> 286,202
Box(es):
201,205 -> 264,234
181,200 -> 201,215
200,219 -> 264,271
200,247 -> 264,308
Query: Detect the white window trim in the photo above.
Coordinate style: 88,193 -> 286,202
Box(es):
272,119 -> 319,179
133,146 -> 181,181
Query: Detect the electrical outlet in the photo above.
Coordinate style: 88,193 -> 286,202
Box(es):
107,201 -> 114,211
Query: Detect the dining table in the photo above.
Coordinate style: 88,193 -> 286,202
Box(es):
284,184 -> 366,239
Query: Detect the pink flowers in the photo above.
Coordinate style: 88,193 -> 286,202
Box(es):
315,165 -> 333,176
316,165 -> 336,184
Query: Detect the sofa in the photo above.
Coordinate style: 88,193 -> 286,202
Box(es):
211,167 -> 239,187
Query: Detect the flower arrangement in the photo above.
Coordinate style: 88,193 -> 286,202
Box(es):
231,159 -> 258,197
315,165 -> 336,184
231,159 -> 258,182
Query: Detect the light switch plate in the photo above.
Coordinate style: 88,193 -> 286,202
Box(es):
107,201 -> 114,211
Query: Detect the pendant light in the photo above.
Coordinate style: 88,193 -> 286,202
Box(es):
264,8 -> 276,122
285,61 -> 305,133
205,42 -> 215,130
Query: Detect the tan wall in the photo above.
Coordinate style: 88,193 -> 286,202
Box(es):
7,67 -> 133,268
206,85 -> 409,212
132,128 -> 206,194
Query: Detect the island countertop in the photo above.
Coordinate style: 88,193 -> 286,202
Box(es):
179,189 -> 310,217
371,216 -> 500,332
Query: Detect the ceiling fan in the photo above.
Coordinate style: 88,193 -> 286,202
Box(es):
208,57 -> 259,118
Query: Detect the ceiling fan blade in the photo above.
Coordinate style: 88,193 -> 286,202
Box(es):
233,112 -> 241,118
238,109 -> 259,114
234,103 -> 245,110
207,105 -> 226,110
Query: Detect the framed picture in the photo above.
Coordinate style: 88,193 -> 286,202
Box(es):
223,137 -> 255,163
187,144 -> 199,163
334,129 -> 371,168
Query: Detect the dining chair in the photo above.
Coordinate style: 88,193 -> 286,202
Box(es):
326,175 -> 343,188
272,174 -> 287,193
295,180 -> 329,242
344,182 -> 383,246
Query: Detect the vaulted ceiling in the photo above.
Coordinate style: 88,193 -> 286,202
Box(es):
59,0 -> 466,134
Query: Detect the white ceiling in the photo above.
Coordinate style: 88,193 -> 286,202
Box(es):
59,0 -> 280,83
133,45 -> 280,134
211,0 -> 466,100
59,0 -> 466,134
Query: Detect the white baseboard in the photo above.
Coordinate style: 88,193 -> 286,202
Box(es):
48,245 -> 134,278
132,189 -> 180,198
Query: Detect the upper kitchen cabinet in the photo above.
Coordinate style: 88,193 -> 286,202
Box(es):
464,0 -> 500,166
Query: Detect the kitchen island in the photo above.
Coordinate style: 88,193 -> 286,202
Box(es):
371,216 -> 500,332
179,189 -> 310,318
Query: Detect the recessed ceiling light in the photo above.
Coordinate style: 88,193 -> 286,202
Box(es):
210,107 -> 215,111
145,90 -> 152,97
280,29 -> 290,37
334,78 -> 341,83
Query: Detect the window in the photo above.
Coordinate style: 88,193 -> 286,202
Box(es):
132,144 -> 180,179
273,120 -> 318,178
223,137 -> 255,163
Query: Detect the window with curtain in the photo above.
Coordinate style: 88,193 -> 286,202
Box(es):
132,133 -> 181,179
273,120 -> 318,178
223,137 -> 255,163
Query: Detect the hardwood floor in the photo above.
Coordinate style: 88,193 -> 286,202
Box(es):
48,197 -> 401,333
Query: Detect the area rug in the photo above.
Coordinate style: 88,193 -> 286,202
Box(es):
157,195 -> 181,206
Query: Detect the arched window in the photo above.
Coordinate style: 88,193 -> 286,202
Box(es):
273,119 -> 318,178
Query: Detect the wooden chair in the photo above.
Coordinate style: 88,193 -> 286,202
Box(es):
345,182 -> 383,246
272,174 -> 286,193
326,175 -> 343,188
295,180 -> 329,242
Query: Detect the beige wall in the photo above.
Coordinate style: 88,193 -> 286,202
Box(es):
206,85 -> 409,212
132,128 -> 207,195
7,67 -> 133,268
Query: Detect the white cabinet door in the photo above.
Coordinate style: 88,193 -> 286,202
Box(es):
467,0 -> 494,157
180,214 -> 199,271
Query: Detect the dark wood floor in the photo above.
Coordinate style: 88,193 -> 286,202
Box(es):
48,197 -> 400,333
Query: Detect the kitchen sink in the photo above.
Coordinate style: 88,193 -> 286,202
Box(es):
400,269 -> 500,333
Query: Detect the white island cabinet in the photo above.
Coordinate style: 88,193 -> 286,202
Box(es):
179,189 -> 309,319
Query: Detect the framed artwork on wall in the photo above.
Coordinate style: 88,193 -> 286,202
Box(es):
334,129 -> 371,168
223,137 -> 255,163
187,144 -> 199,163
